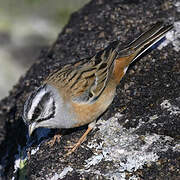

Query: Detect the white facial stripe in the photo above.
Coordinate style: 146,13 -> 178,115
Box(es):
43,97 -> 54,117
27,88 -> 46,120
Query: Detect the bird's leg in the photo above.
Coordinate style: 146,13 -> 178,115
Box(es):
47,129 -> 62,147
65,121 -> 96,156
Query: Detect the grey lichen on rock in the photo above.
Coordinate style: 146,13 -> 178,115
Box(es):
0,0 -> 180,179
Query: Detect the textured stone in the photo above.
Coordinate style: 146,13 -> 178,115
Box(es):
0,0 -> 179,179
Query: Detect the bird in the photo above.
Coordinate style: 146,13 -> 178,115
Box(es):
22,21 -> 173,156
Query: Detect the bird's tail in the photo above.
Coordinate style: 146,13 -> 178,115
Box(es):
117,21 -> 173,64
112,21 -> 173,83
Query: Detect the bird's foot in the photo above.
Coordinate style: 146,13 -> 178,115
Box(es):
47,133 -> 62,147
64,135 -> 86,156
64,122 -> 95,156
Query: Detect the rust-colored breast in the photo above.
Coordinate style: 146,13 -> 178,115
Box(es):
71,81 -> 116,127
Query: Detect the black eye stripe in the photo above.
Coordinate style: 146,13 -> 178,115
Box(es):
25,85 -> 47,115
31,92 -> 52,120
39,92 -> 51,106
36,100 -> 56,123
32,107 -> 41,120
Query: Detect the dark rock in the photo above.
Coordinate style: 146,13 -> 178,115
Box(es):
0,0 -> 179,179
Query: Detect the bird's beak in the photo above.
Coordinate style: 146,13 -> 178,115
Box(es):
28,122 -> 37,137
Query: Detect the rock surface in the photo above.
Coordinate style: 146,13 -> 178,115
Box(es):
0,0 -> 180,179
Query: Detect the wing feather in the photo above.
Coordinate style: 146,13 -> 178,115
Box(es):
46,42 -> 119,104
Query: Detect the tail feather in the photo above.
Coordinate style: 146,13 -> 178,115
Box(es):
129,22 -> 170,50
118,21 -> 173,62
113,21 -> 173,84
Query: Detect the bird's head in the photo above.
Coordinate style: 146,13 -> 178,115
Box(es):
23,84 -> 57,136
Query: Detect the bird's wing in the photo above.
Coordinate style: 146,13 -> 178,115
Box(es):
46,22 -> 173,103
46,42 -> 119,104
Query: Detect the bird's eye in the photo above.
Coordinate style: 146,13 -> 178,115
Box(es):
32,107 -> 41,120
35,107 -> 41,114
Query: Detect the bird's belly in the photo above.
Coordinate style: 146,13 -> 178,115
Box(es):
71,84 -> 116,127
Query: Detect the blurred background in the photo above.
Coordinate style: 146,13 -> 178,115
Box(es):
0,0 -> 89,100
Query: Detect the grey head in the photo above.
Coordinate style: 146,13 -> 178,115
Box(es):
23,84 -> 77,136
23,84 -> 57,136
